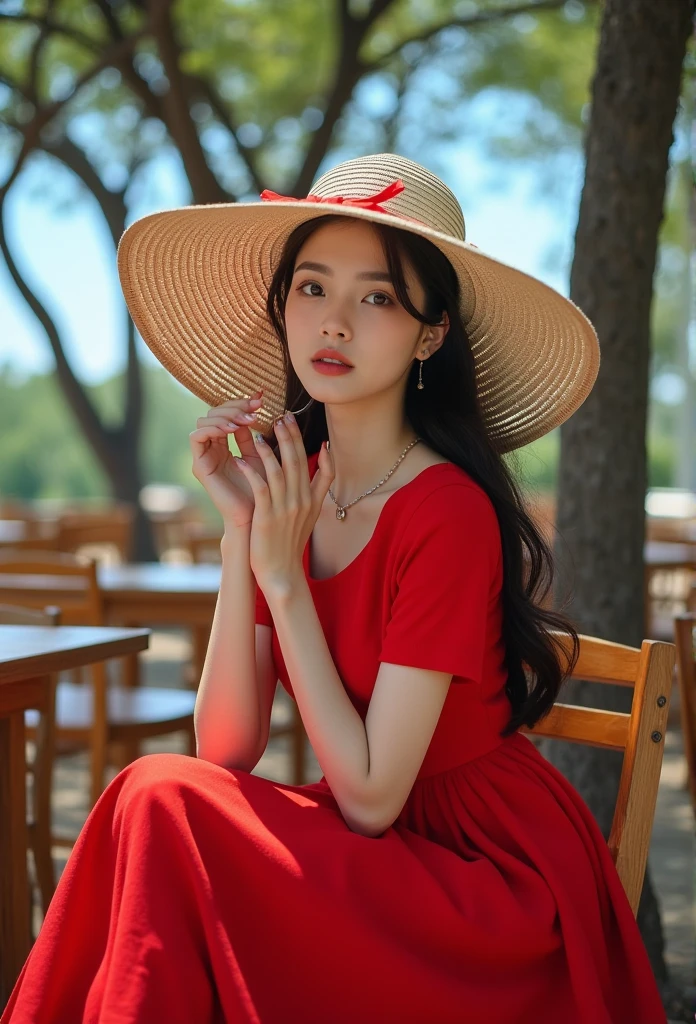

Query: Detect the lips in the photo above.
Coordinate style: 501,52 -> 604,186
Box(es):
311,348 -> 354,366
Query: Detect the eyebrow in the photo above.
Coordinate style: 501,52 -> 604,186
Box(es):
294,260 -> 397,284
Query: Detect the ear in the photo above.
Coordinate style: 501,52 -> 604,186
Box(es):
419,311 -> 449,358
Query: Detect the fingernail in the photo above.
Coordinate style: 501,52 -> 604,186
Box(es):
255,433 -> 266,444
226,423 -> 239,431
284,412 -> 295,424
236,458 -> 247,466
242,412 -> 256,421
248,398 -> 262,407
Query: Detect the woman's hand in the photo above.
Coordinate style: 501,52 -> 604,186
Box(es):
234,412 -> 335,592
189,392 -> 271,529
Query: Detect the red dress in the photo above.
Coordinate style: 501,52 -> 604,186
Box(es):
2,453 -> 666,1023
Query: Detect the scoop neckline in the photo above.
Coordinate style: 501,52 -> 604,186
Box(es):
306,459 -> 455,584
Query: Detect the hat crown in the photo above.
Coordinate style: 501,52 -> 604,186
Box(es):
310,153 -> 466,242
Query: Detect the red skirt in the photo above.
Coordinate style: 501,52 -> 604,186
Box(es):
1,737 -> 666,1023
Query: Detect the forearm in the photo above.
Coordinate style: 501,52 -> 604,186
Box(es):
265,574 -> 376,834
194,526 -> 262,768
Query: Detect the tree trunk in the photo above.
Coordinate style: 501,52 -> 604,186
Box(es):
541,0 -> 693,1005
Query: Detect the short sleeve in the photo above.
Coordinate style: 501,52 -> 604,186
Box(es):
255,579 -> 273,627
379,484 -> 501,684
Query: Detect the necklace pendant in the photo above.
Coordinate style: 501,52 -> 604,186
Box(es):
336,507 -> 346,521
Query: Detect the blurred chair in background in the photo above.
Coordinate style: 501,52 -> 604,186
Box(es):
54,503 -> 136,565
184,523 -> 224,565
674,612 -> 696,820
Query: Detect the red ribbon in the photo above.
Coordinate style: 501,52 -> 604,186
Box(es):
260,178 -> 405,215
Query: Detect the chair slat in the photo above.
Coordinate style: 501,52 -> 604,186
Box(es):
521,705 -> 630,750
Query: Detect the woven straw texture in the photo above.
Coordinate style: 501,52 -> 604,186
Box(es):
117,153 -> 599,452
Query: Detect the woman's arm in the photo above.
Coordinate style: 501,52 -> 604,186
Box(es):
194,527 -> 277,770
266,576 -> 451,836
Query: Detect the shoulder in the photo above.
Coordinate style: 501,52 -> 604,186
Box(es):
405,464 -> 499,534
387,464 -> 501,574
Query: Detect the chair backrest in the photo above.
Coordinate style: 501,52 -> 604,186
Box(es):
0,550 -> 104,625
185,524 -> 224,564
0,603 -> 62,625
673,614 -> 696,818
646,515 -> 696,544
56,504 -> 135,563
521,632 -> 675,915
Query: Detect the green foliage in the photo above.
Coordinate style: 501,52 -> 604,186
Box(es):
0,362 -> 204,502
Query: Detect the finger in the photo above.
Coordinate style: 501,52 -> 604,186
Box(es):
188,425 -> 234,463
199,410 -> 260,429
272,417 -> 302,509
278,413 -> 311,505
207,394 -> 263,417
251,432 -> 285,507
195,415 -> 243,433
234,454 -> 271,510
309,441 -> 335,521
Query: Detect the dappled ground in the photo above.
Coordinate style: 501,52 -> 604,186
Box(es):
29,628 -> 695,1013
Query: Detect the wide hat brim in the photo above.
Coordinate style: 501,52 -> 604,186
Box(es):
117,199 -> 599,453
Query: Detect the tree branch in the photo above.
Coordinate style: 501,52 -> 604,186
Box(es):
292,0 -> 384,194
0,188 -> 116,467
91,0 -> 166,121
38,133 -> 144,431
148,0 -> 229,202
370,0 -> 571,67
0,13 -> 102,54
189,74 -> 263,194
0,28 -> 148,199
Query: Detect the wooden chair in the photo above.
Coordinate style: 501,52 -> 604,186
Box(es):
673,614 -> 696,818
55,504 -> 136,564
646,515 -> 696,544
0,551 -> 197,831
0,603 -> 60,920
184,523 -> 225,565
521,633 -> 675,915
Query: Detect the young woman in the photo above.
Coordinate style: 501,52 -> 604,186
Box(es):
2,153 -> 667,1023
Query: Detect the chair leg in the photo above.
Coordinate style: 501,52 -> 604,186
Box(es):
88,664 -> 109,810
29,676 -> 57,917
185,720 -> 197,757
110,739 -> 141,772
290,704 -> 306,786
26,822 -> 54,927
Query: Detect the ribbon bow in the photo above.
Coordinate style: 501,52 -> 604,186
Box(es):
259,178 -> 405,215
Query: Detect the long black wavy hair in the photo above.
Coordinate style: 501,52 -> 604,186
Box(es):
263,213 -> 579,736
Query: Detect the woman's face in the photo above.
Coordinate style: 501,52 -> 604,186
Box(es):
284,218 -> 432,407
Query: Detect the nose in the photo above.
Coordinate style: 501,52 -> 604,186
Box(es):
320,302 -> 352,341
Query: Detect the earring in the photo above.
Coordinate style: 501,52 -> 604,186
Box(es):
417,360 -> 425,390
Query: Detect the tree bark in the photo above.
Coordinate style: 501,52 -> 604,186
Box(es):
542,0 -> 693,1003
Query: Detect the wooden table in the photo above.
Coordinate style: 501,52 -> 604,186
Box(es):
97,564 -> 221,683
0,563 -> 221,685
0,625 -> 150,1006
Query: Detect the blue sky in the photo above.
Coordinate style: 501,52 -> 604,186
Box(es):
0,134 -> 583,385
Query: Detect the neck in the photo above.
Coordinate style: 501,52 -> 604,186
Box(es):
323,401 -> 419,503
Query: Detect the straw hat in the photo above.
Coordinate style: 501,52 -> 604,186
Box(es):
117,152 -> 599,453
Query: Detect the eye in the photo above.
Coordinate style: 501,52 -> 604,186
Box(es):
298,281 -> 324,297
364,292 -> 393,306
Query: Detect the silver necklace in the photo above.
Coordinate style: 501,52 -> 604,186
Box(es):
326,437 -> 422,521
